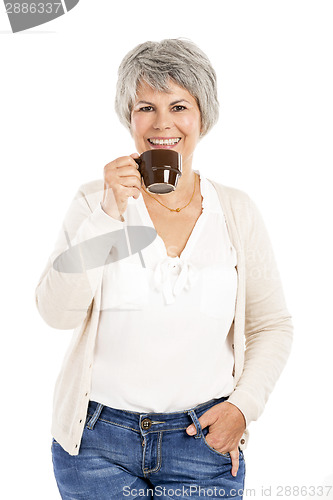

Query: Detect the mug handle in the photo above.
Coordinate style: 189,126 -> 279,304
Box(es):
134,158 -> 142,170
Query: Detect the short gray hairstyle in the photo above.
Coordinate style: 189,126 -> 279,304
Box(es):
115,39 -> 219,137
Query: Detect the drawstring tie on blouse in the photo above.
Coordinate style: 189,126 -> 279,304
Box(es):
153,256 -> 198,305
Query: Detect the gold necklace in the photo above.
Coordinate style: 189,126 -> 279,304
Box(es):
143,174 -> 197,212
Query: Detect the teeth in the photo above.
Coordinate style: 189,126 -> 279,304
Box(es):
149,138 -> 180,145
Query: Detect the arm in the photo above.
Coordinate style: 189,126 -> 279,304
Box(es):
35,154 -> 143,331
186,193 -> 293,476
227,195 -> 294,425
35,184 -> 124,330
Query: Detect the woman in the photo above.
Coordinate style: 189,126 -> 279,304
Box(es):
36,39 -> 293,499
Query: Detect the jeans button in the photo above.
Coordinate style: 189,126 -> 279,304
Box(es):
141,418 -> 152,430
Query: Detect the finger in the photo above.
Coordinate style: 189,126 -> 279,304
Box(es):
116,166 -> 141,180
186,409 -> 216,435
128,187 -> 141,199
104,168 -> 141,190
198,408 -> 219,431
117,174 -> 142,186
130,152 -> 140,159
116,184 -> 142,201
229,448 -> 239,477
186,424 -> 196,435
105,156 -> 139,170
105,156 -> 131,167
115,185 -> 141,201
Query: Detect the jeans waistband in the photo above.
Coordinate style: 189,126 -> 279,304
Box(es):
87,396 -> 228,433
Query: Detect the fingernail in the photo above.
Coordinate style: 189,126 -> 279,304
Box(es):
187,425 -> 196,435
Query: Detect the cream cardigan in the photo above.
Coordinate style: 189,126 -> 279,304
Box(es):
35,178 -> 293,456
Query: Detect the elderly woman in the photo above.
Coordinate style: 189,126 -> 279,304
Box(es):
36,39 -> 293,499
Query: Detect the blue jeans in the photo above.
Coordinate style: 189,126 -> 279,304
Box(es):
52,397 -> 246,499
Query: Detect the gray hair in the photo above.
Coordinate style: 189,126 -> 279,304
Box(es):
115,39 -> 219,137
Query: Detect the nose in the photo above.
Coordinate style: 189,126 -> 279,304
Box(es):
153,110 -> 173,131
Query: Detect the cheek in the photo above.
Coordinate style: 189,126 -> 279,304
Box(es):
180,115 -> 201,139
130,114 -> 140,136
130,119 -> 146,147
131,113 -> 152,135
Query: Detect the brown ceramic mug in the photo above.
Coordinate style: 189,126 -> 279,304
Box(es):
134,149 -> 182,194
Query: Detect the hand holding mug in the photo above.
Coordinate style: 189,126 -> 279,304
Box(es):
101,149 -> 182,221
101,154 -> 142,221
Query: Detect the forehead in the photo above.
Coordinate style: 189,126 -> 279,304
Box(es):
135,79 -> 197,105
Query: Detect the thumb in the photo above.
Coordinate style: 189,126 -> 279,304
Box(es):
186,409 -> 214,436
130,152 -> 140,159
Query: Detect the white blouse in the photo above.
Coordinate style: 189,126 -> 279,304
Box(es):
90,171 -> 238,412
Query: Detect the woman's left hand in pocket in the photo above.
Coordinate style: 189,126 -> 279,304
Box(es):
186,401 -> 246,477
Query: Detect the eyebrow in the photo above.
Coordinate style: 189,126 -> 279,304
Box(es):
135,99 -> 191,107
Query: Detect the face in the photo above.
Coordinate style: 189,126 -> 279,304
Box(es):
130,80 -> 202,169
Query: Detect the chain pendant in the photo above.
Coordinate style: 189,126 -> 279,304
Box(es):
145,174 -> 197,213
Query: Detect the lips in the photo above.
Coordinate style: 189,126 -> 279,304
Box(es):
148,137 -> 181,148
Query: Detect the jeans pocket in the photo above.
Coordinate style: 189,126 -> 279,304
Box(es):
193,412 -> 231,458
201,428 -> 245,462
201,429 -> 231,458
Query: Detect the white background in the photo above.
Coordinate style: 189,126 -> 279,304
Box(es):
1,1 -> 332,499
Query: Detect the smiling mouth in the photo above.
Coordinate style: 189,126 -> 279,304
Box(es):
148,138 -> 181,146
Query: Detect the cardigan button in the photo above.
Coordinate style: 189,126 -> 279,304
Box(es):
240,439 -> 245,445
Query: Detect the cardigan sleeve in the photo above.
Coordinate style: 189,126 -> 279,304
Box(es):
35,183 -> 125,330
227,194 -> 293,426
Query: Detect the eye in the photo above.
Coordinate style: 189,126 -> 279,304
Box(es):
139,106 -> 154,112
172,105 -> 187,112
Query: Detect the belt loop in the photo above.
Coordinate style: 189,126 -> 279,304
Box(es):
187,410 -> 202,439
86,403 -> 104,430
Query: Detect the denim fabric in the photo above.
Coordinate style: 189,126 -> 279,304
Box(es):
52,397 -> 246,499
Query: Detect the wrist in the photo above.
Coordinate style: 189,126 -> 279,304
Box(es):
100,203 -> 124,222
224,401 -> 247,428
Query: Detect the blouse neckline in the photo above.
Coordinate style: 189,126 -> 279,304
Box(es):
135,170 -> 209,261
